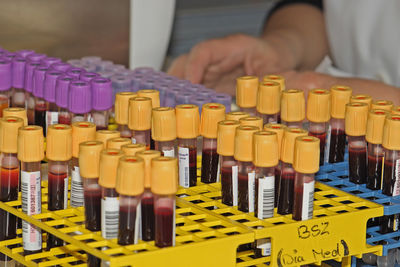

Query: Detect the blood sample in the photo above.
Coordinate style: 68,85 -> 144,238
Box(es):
79,72 -> 99,82
79,141 -> 103,267
137,150 -> 161,241
200,103 -> 226,183
152,107 -> 177,157
24,62 -> 42,125
3,107 -> 28,126
11,56 -> 27,108
99,149 -> 124,240
239,116 -> 263,130
225,111 -> 249,121
0,117 -> 24,264
350,94 -> 372,109
56,75 -> 76,125
46,124 -> 72,250
107,137 -> 131,150
121,143 -> 146,156
345,102 -> 369,184
236,76 -> 258,115
151,157 -> 178,248
371,100 -> 393,112
115,92 -> 138,138
68,81 -> 92,123
257,81 -> 281,124
278,127 -> 308,215
280,89 -> 305,128
44,70 -> 64,129
32,65 -> 50,135
0,58 -> 12,117
70,122 -> 96,208
138,89 -> 160,108
91,77 -> 113,130
17,125 -> 45,255
128,96 -> 152,148
176,104 -> 200,187
307,89 -> 331,165
96,130 -> 120,149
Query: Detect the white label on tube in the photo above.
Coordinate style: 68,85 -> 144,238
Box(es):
324,124 -> 332,163
70,167 -> 84,207
257,176 -> 274,219
45,111 -> 59,129
232,165 -> 238,206
256,238 -> 271,256
394,214 -> 399,232
21,170 -> 42,251
248,171 -> 255,213
131,137 -> 137,144
163,148 -> 175,158
216,157 -> 221,183
393,159 -> 400,197
101,197 -> 119,240
302,181 -> 315,221
64,177 -> 69,210
178,147 -> 190,188
135,203 -> 141,244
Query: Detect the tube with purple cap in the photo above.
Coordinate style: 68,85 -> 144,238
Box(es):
192,97 -> 209,115
51,62 -> 71,72
24,61 -> 42,124
66,59 -> 82,67
0,58 -> 11,117
175,92 -> 194,105
98,70 -> 115,79
41,57 -> 62,68
80,72 -> 99,82
16,49 -> 35,58
66,67 -> 85,79
33,65 -> 50,136
26,53 -> 46,63
81,56 -> 101,65
91,77 -> 113,130
11,57 -> 27,108
44,70 -> 64,128
68,81 -> 92,123
4,52 -> 17,61
212,93 -> 232,113
56,75 -> 75,125
111,75 -> 132,102
97,60 -> 113,71
164,87 -> 182,107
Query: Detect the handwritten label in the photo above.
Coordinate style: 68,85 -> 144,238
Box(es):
297,222 -> 329,239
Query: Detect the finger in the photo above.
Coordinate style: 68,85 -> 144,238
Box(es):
167,54 -> 189,78
207,52 -> 245,75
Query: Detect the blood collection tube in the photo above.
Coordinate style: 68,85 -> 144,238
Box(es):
3,107 -> 28,126
211,93 -> 232,112
392,106 -> 400,115
264,123 -> 287,207
328,85 -> 352,163
91,77 -> 113,130
345,102 -> 369,184
24,62 -> 42,125
257,81 -> 280,124
56,75 -> 76,125
137,150 -> 161,241
280,89 -> 305,128
116,156 -> 144,245
253,130 -> 279,258
41,57 -> 61,68
46,124 -> 72,249
151,157 -> 178,248
217,120 -> 240,206
234,125 -> 259,212
99,149 -> 124,240
79,140 -> 103,267
70,122 -> 96,208
121,143 -> 146,156
307,89 -> 331,165
225,111 -> 249,121
82,56 -> 102,65
176,104 -> 200,187
200,103 -> 226,183
236,76 -> 258,115
371,100 -> 393,112
16,49 -> 35,58
152,107 -> 177,157
107,137 -> 131,150
17,125 -> 44,255
26,53 -> 46,63
0,117 -> 24,265
350,94 -> 372,109
292,136 -> 320,221
137,89 -> 160,108
263,74 -> 285,91
33,65 -> 50,135
80,72 -> 99,82
381,114 -> 400,233
278,127 -> 308,215
44,70 -> 64,128
68,80 -> 92,123
128,96 -> 152,148
96,130 -> 120,149
51,62 -> 71,72
239,116 -> 263,130
115,92 -> 137,138
66,67 -> 86,80
0,58 -> 11,117
11,56 -> 27,108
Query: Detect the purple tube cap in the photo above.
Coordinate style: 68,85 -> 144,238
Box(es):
91,77 -> 113,111
44,70 -> 63,102
16,49 -> 35,58
55,75 -> 76,108
24,62 -> 43,93
42,57 -> 62,67
133,67 -> 154,74
79,72 -> 99,82
12,57 -> 27,89
68,80 -> 92,114
32,66 -> 50,97
66,67 -> 86,79
27,53 -> 46,63
4,52 -> 17,61
51,62 -> 71,72
81,56 -> 102,64
0,58 -> 12,91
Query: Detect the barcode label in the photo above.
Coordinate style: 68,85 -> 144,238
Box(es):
256,238 -> 271,256
135,203 -> 141,244
324,125 -> 332,163
131,137 -> 136,144
178,147 -> 190,188
46,111 -> 59,129
70,167 -> 84,207
257,176 -> 274,219
163,148 -> 175,158
64,177 -> 69,209
232,165 -> 238,206
101,197 -> 119,239
21,171 -> 42,251
302,181 -> 315,220
248,172 -> 255,213
393,159 -> 400,197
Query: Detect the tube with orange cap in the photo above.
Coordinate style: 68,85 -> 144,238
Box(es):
257,81 -> 280,124
264,123 -> 287,207
99,149 -> 124,240
236,76 -> 258,116
70,121 -> 96,207
176,104 -> 200,187
107,137 -> 131,150
328,85 -> 352,163
217,120 -> 240,206
200,103 -> 226,183
307,89 -> 331,165
151,157 -> 178,248
137,150 -> 161,241
137,89 -> 160,108
280,89 -> 305,128
381,114 -> 400,234
0,117 -> 24,263
152,107 -> 177,157
121,143 -> 146,156
115,92 -> 137,138
371,100 -> 393,112
239,116 -> 263,130
345,102 -> 369,184
392,106 -> 400,115
116,156 -> 144,245
3,107 -> 28,126
263,74 -> 285,91
46,124 -> 72,249
277,127 -> 308,215
292,136 -> 320,221
128,96 -> 152,149
225,111 -> 249,121
17,125 -> 44,255
96,130 -> 120,149
234,125 -> 259,212
350,94 -> 372,109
